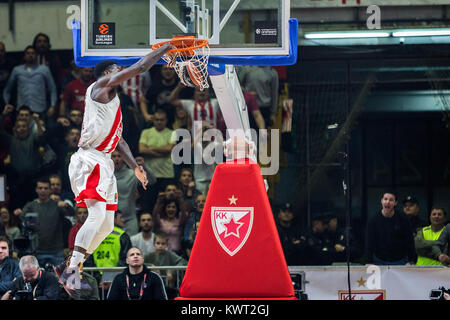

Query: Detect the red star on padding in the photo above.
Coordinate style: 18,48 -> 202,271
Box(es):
222,216 -> 244,238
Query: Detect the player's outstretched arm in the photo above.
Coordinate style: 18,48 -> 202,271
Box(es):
98,43 -> 174,88
116,137 -> 148,190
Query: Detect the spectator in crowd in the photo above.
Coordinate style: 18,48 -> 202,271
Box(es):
191,122 -> 222,194
59,67 -> 94,116
1,255 -> 60,300
243,91 -> 266,133
13,177 -> 74,266
1,103 -> 15,134
3,45 -> 57,118
274,203 -> 307,265
415,206 -> 447,265
422,211 -> 450,266
325,214 -> 362,264
0,206 -> 21,250
237,65 -> 279,127
180,238 -> 194,262
32,32 -> 63,90
91,211 -> 132,268
402,195 -> 427,237
117,86 -> 142,155
121,71 -> 152,118
130,212 -> 156,257
153,183 -> 188,214
144,231 -> 187,289
68,207 -> 88,253
0,236 -> 21,296
46,113 -> 70,144
144,65 -> 192,128
107,247 -> 167,300
184,193 -> 206,242
0,41 -> 16,108
49,173 -> 74,206
53,126 -> 80,198
172,104 -> 191,131
152,199 -> 190,255
60,59 -> 80,93
302,213 -> 331,265
67,109 -> 83,130
138,108 -> 176,211
112,149 -> 139,235
365,190 -> 416,265
48,190 -> 75,256
1,111 -> 46,209
169,84 -> 220,140
16,105 -> 39,135
177,167 -> 201,213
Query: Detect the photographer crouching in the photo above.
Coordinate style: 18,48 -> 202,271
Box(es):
1,255 -> 60,300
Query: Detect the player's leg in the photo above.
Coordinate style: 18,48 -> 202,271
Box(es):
84,174 -> 117,261
85,208 -> 115,258
69,199 -> 107,268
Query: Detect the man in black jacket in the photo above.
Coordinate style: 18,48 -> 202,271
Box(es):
1,255 -> 60,300
365,190 -> 416,265
0,236 -> 22,296
402,195 -> 427,237
107,247 -> 167,300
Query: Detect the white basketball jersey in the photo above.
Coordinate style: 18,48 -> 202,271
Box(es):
78,82 -> 123,153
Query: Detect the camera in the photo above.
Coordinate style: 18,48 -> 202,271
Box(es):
14,212 -> 39,257
290,271 -> 308,300
429,287 -> 450,300
14,282 -> 34,301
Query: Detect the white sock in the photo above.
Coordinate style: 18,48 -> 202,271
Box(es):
69,250 -> 85,268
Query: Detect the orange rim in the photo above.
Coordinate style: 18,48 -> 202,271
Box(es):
152,36 -> 209,54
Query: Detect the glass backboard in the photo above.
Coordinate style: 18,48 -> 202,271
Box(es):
80,0 -> 290,58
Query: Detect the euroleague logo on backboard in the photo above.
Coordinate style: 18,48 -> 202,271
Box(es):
98,24 -> 110,34
211,207 -> 254,256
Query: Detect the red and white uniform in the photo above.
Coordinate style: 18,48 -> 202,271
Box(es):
121,73 -> 151,107
180,98 -> 220,138
69,82 -> 122,210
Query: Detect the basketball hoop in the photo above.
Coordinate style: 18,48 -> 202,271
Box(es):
152,36 -> 210,90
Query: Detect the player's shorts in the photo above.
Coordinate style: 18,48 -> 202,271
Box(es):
69,147 -> 118,211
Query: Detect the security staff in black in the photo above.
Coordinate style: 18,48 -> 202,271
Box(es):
107,247 -> 167,300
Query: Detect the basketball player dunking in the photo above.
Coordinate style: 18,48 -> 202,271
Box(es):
55,44 -> 174,296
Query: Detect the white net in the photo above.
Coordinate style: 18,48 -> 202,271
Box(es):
160,38 -> 210,91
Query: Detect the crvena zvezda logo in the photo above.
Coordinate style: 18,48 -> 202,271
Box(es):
211,207 -> 254,256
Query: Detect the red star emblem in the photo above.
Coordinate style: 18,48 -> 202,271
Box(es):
222,216 -> 244,238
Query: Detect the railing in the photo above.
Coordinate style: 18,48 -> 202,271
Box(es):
83,265 -> 187,299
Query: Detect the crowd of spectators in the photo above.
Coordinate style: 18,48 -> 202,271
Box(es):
0,34 -> 449,300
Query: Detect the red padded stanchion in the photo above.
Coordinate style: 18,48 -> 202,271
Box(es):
177,159 -> 296,300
